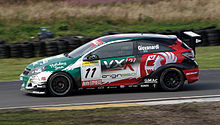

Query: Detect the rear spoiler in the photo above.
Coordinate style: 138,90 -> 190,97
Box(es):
183,31 -> 201,54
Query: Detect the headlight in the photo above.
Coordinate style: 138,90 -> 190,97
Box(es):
28,66 -> 47,75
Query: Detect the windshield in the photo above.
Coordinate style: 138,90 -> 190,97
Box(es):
68,42 -> 95,58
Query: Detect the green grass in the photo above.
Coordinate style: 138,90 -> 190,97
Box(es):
0,46 -> 219,81
196,46 -> 220,69
0,18 -> 220,42
0,57 -> 44,81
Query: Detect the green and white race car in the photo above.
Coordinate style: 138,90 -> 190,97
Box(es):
20,34 -> 199,96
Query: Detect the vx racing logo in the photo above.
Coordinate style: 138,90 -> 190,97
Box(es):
103,57 -> 136,71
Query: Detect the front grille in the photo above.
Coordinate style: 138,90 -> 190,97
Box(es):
23,68 -> 31,75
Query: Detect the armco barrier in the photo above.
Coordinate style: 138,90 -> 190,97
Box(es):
0,27 -> 220,58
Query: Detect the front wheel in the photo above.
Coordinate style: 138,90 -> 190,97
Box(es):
48,72 -> 74,96
159,68 -> 185,91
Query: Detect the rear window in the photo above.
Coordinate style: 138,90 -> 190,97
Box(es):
178,39 -> 191,49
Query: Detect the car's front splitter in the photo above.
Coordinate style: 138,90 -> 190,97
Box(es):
20,87 -> 46,94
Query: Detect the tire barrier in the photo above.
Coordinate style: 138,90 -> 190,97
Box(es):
103,31 -> 122,35
32,41 -> 46,57
56,39 -> 69,54
20,42 -> 34,58
0,26 -> 220,58
0,44 -> 10,58
9,43 -> 21,58
0,40 -> 5,44
67,38 -> 82,52
45,40 -> 58,56
206,29 -> 220,46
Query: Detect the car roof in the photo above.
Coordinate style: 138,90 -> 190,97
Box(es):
98,33 -> 177,43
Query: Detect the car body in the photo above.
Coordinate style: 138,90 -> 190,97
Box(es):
20,34 -> 199,96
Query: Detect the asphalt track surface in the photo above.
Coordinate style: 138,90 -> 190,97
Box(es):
0,69 -> 219,109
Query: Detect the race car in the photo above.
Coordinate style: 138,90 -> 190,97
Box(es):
20,33 -> 199,96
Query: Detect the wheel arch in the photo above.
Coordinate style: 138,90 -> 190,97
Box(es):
150,63 -> 187,80
47,71 -> 78,89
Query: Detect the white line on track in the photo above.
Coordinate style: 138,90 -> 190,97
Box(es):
1,94 -> 220,110
136,97 -> 220,105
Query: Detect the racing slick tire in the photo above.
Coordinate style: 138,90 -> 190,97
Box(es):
159,68 -> 184,91
48,72 -> 74,96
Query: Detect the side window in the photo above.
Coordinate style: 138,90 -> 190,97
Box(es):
137,40 -> 174,54
91,42 -> 133,59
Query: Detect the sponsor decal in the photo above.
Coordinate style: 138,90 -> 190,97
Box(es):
97,86 -> 105,89
83,61 -> 99,65
144,78 -> 158,83
138,44 -> 159,51
90,40 -> 104,47
82,79 -> 102,87
41,77 -> 46,81
123,57 -> 135,71
140,84 -> 150,87
33,61 -> 39,66
35,54 -> 64,66
104,59 -> 124,69
102,73 -> 136,79
50,62 -> 67,70
81,60 -> 101,80
104,57 -> 135,71
120,85 -> 125,88
186,71 -> 198,75
107,86 -> 117,89
145,55 -> 164,72
141,52 -> 177,77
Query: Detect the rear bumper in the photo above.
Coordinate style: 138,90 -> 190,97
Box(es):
183,67 -> 199,83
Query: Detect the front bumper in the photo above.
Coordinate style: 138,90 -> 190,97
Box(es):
20,71 -> 52,95
20,77 -> 47,94
20,87 -> 46,94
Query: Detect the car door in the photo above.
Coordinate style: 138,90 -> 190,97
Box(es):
88,41 -> 139,86
81,58 -> 102,87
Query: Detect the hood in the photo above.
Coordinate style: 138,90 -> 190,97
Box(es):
27,54 -> 80,70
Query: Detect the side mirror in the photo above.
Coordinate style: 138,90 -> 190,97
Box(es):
84,54 -> 99,61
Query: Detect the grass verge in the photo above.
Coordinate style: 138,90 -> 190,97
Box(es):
0,57 -> 44,81
0,46 -> 219,81
0,102 -> 220,125
0,19 -> 220,42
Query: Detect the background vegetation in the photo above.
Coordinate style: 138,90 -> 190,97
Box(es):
0,0 -> 220,42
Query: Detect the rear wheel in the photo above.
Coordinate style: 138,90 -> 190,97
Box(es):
48,72 -> 74,96
159,68 -> 184,91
